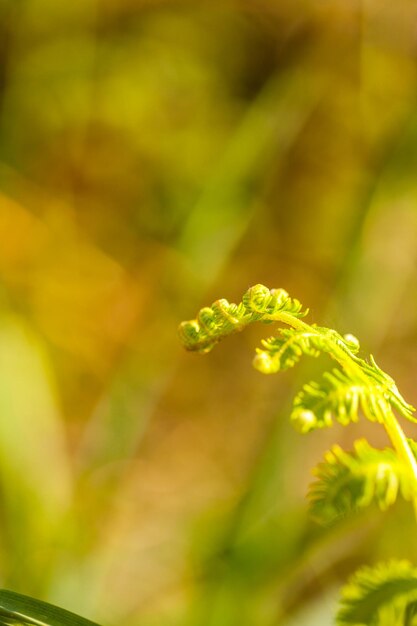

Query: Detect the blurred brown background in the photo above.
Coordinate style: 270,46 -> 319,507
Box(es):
0,1 -> 417,625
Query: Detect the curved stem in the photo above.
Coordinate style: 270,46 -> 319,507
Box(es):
267,312 -> 374,386
384,409 -> 417,519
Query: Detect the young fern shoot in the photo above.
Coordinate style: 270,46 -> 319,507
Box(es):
179,284 -> 417,625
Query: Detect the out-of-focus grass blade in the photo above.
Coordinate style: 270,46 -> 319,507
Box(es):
0,316 -> 72,588
179,68 -> 322,284
0,590 -> 100,626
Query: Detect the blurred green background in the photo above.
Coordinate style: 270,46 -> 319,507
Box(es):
0,0 -> 417,624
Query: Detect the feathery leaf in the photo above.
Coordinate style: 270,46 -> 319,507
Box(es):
253,328 -> 323,374
309,439 -> 417,524
337,561 -> 417,625
291,369 -> 392,432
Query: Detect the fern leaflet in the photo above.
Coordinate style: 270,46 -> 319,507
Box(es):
309,439 -> 417,524
291,368 -> 394,432
337,560 -> 417,625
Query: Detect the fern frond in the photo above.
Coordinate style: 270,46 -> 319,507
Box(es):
178,284 -> 308,353
309,440 -> 417,524
241,284 -> 308,319
180,285 -> 417,623
251,321 -> 363,375
252,328 -> 323,374
179,285 -> 417,487
337,560 -> 417,625
290,369 -> 393,432
178,299 -> 249,353
180,285 -> 417,625
179,284 -> 416,428
362,355 -> 416,424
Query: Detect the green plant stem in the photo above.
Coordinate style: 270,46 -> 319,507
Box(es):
384,409 -> 417,519
266,311 -> 417,518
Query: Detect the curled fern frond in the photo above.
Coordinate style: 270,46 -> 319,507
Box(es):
337,560 -> 417,625
178,299 -> 249,353
253,328 -> 322,374
242,284 -> 307,319
309,440 -> 417,525
180,282 -> 417,437
179,284 -> 308,353
179,284 -> 415,429
253,326 -> 361,376
180,285 -> 417,624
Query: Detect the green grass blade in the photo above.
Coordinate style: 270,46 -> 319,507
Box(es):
0,591 -> 101,626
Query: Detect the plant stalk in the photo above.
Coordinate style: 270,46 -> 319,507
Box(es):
383,409 -> 417,519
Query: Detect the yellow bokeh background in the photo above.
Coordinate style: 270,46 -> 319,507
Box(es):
0,1 -> 417,625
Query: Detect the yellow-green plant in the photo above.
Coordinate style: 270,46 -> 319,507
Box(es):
179,284 -> 417,625
0,590 -> 99,626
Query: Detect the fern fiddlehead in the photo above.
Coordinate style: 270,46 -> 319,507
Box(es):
179,284 -> 415,432
179,284 -> 417,624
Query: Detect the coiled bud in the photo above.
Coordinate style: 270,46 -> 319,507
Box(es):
291,409 -> 318,433
242,284 -> 297,317
270,288 -> 290,305
253,351 -> 280,374
178,320 -> 214,353
211,299 -> 243,331
343,333 -> 360,353
178,320 -> 201,347
211,299 -> 231,322
198,307 -> 218,332
242,284 -> 271,313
